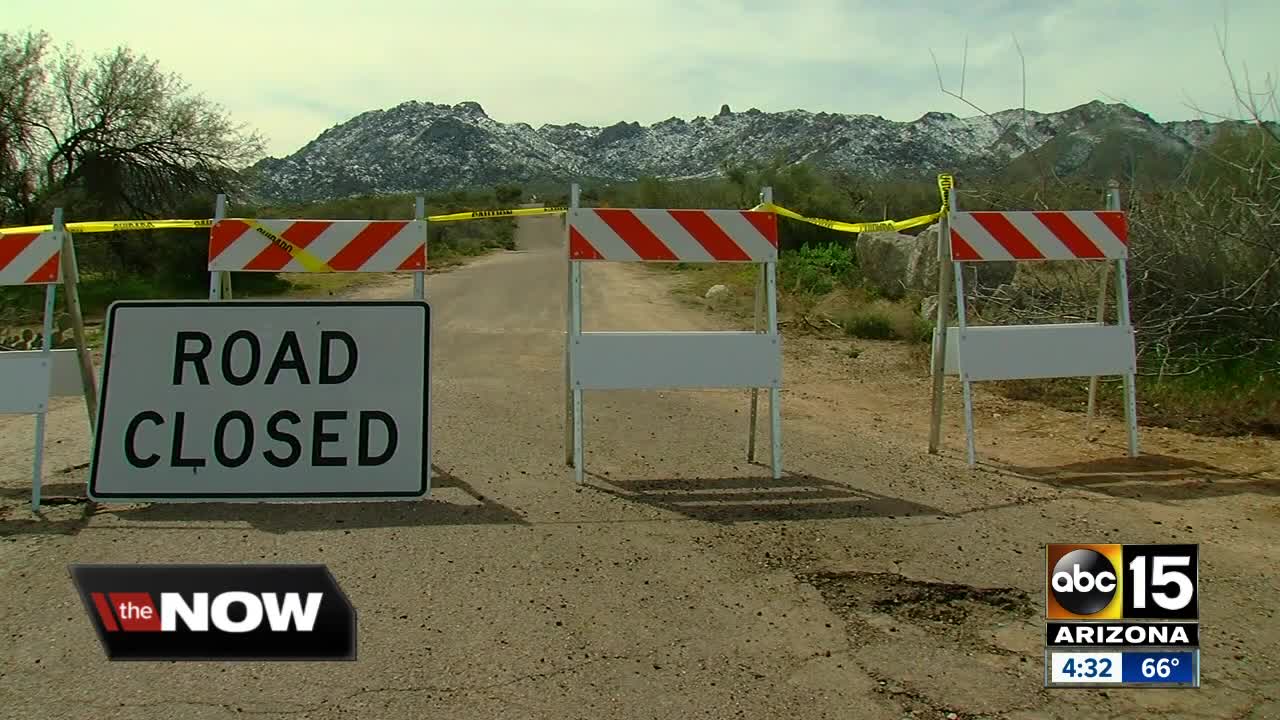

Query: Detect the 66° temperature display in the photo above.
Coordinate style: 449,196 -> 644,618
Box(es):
1046,650 -> 1199,688
1121,652 -> 1197,685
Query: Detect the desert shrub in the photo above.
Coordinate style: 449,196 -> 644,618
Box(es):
779,243 -> 857,295
840,300 -> 927,342
842,310 -> 894,340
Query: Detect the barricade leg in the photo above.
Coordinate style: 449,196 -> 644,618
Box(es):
30,283 -> 56,511
1085,264 -> 1110,435
564,328 -> 573,467
57,210 -> 97,431
1088,182 -> 1123,438
750,187 -> 775,465
565,184 -> 580,469
748,265 -> 763,462
765,258 -> 782,479
928,209 -> 954,454
768,387 -> 782,479
1116,258 -> 1140,457
209,271 -> 233,300
564,258 -> 574,467
1122,372 -> 1139,456
30,409 -> 47,511
952,261 -> 977,467
210,195 -> 227,301
572,388 -> 584,484
960,383 -> 977,466
568,202 -> 584,478
414,197 -> 426,301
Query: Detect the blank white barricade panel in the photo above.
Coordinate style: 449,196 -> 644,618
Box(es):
933,324 -> 1136,380
2,349 -> 87,397
570,332 -> 781,390
0,353 -> 54,413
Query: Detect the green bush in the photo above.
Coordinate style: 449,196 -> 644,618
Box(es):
495,183 -> 523,205
779,243 -> 857,295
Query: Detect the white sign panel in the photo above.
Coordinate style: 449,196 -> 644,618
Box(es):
89,300 -> 429,501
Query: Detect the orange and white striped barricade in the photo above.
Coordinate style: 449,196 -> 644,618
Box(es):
563,183 -> 783,483
927,179 -> 1138,466
206,194 -> 429,301
1,209 -> 94,510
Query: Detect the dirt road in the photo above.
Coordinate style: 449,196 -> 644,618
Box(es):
1,214 -> 1276,719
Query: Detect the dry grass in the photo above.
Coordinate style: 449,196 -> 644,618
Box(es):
837,299 -> 928,342
278,272 -> 379,298
993,366 -> 1280,438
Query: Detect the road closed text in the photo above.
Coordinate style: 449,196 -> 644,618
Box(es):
90,300 -> 428,500
120,329 -> 399,469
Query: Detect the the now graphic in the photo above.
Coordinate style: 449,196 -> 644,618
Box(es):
68,564 -> 356,660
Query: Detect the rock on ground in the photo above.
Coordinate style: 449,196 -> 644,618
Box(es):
858,223 -> 1015,300
704,284 -> 731,305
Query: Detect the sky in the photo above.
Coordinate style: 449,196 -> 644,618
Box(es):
8,0 -> 1279,158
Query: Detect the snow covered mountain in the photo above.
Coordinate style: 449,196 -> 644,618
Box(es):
250,99 -> 1249,202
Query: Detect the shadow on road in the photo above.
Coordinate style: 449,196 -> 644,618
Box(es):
996,453 -> 1279,502
0,499 -> 94,537
0,466 -> 528,537
0,480 -> 88,500
589,471 -> 945,523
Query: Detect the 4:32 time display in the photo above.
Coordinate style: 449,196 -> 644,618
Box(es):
1050,652 -> 1124,684
1063,655 -> 1114,678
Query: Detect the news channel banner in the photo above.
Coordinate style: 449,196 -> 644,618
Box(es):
1044,544 -> 1200,689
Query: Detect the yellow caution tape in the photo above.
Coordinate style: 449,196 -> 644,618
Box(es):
751,203 -> 943,234
937,173 -> 954,211
747,173 -> 957,235
235,219 -> 334,273
1,179 -> 958,242
427,206 -> 567,223
0,206 -> 569,235
0,218 -> 213,235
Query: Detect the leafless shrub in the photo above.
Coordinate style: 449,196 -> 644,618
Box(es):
931,24 -> 1279,378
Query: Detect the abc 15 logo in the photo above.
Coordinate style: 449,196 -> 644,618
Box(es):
1046,544 -> 1199,620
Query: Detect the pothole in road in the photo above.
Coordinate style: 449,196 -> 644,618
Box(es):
799,570 -> 1033,632
798,571 -> 1049,719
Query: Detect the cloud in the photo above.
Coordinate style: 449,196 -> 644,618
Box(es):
9,0 -> 1278,157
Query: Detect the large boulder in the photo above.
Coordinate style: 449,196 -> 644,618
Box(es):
857,230 -> 922,300
857,223 -> 1015,299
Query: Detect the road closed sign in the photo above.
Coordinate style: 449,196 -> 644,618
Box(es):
88,300 -> 430,501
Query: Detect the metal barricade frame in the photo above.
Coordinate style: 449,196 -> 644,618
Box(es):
563,184 -> 784,483
928,179 -> 1139,466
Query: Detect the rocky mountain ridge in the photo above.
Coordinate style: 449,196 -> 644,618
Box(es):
251,99 -> 1255,202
